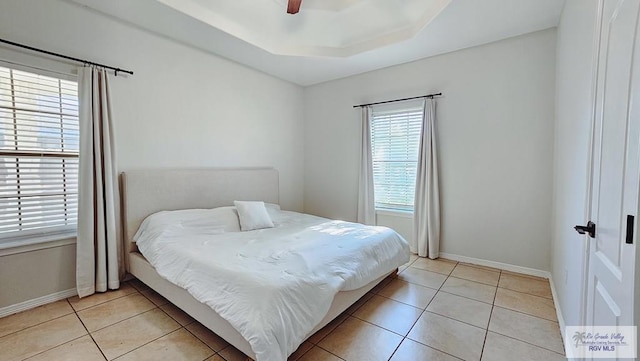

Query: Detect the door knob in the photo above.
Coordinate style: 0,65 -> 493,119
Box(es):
574,221 -> 596,238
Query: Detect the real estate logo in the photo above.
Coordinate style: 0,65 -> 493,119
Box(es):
565,326 -> 637,359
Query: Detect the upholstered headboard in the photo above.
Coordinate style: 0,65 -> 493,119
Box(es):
120,168 -> 279,262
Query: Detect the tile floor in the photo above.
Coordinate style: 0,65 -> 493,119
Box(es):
0,257 -> 567,361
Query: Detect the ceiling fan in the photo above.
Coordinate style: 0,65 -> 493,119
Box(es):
287,0 -> 302,14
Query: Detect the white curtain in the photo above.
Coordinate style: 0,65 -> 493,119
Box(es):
413,99 -> 440,259
76,67 -> 123,298
357,106 -> 376,225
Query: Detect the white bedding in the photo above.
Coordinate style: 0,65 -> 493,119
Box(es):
134,208 -> 409,361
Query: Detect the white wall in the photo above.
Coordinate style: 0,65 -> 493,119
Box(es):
0,0 -> 305,308
303,29 -> 557,271
0,245 -> 76,308
551,0 -> 599,327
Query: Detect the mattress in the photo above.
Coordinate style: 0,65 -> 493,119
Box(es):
134,207 -> 410,361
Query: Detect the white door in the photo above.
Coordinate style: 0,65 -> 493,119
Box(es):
584,0 -> 639,332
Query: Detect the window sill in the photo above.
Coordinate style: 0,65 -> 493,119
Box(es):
0,232 -> 77,256
376,209 -> 414,219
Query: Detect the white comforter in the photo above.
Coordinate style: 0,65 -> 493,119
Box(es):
134,208 -> 409,361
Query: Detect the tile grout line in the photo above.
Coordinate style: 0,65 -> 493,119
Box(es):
69,287 -> 140,313
0,309 -> 75,340
157,303 -> 197,327
407,266 -> 455,276
308,314 -> 351,346
0,284 -> 139,360
385,269 -> 424,361
478,269 -> 501,361
442,274 -> 500,288
397,261 -> 469,361
138,289 -> 165,301
313,344 -> 347,361
349,314 -> 414,338
69,298 -> 110,361
479,271 -> 565,356
81,304 -> 158,334
457,262 -> 503,273
0,284 -> 129,339
315,258 -> 425,361
394,271 -> 498,305
495,276 -> 554,298
397,337 -> 465,361
491,306 -> 558,323
287,342 -> 313,361
486,329 -> 567,356
493,285 -> 559,322
20,300 -> 93,360
486,272 -> 563,356
496,286 -> 555,301
0,298 -> 102,361
492,273 -> 559,322
413,309 -> 489,332
181,322 -> 225,357
358,274 -> 410,361
372,292 -> 431,309
400,271 -> 555,312
385,340 -> 404,361
387,261 -> 459,360
496,273 -> 554,296
430,288 -> 494,305
74,286 -> 181,360
99,322 -> 185,360
491,304 -> 560,324
111,327 -> 189,360
351,296 -> 491,337
22,333 -> 92,360
307,287 -> 387,360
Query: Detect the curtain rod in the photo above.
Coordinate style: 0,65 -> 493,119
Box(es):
353,93 -> 442,108
0,38 -> 134,76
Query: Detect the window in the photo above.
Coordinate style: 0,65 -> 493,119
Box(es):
370,105 -> 423,212
0,65 -> 79,243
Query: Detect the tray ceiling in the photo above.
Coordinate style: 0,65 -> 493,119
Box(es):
155,0 -> 452,57
67,0 -> 565,85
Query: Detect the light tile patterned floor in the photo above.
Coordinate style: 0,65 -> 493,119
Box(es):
0,257 -> 567,361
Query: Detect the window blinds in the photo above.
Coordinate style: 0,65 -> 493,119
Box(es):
370,106 -> 423,212
0,66 -> 79,240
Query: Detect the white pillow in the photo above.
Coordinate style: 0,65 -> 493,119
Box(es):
234,201 -> 275,231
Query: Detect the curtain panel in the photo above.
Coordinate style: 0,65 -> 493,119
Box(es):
357,106 -> 376,225
76,66 -> 123,298
413,99 -> 440,258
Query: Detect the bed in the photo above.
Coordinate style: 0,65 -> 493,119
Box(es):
121,168 -> 409,361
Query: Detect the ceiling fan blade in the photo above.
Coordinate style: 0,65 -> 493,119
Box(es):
287,0 -> 302,14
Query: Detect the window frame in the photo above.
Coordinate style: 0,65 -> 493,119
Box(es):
369,102 -> 424,214
0,62 -> 80,249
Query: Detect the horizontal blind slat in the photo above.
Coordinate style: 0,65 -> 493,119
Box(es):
0,91 -> 78,109
0,111 -> 79,123
0,204 -> 77,216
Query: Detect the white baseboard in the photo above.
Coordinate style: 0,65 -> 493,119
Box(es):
548,275 -> 568,356
439,252 -> 550,279
548,276 -> 566,330
0,288 -> 77,318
